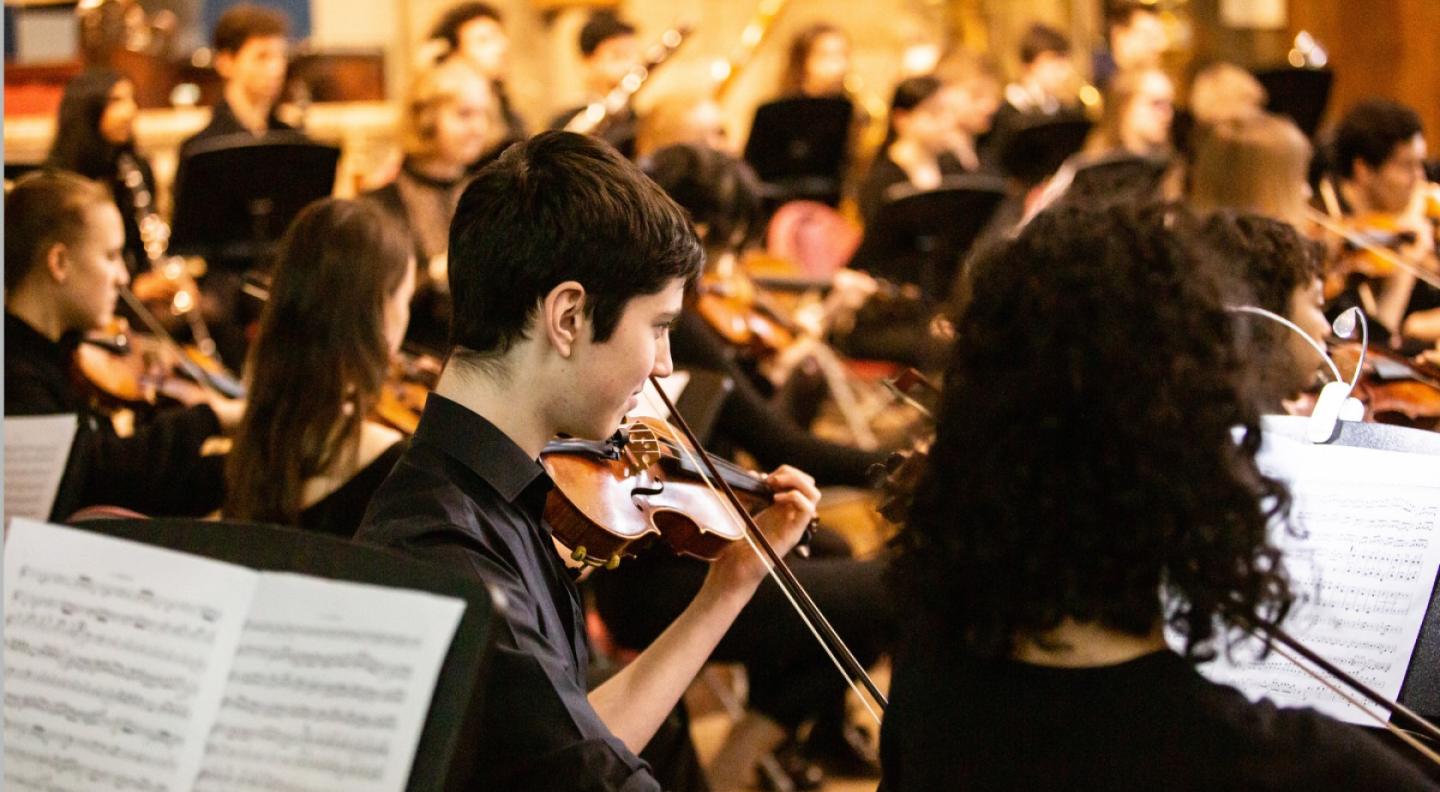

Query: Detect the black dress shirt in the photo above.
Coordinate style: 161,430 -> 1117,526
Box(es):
355,394 -> 660,791
880,646 -> 1439,791
3,312 -> 225,519
177,97 -> 295,161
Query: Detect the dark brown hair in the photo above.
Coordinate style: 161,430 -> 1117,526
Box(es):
4,170 -> 113,291
213,4 -> 287,55
224,198 -> 413,525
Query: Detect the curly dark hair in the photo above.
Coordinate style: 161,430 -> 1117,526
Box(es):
890,202 -> 1293,660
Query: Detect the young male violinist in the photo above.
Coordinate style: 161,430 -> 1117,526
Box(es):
355,131 -> 819,791
4,171 -> 243,520
1324,98 -> 1439,344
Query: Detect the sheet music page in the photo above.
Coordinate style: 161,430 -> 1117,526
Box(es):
194,572 -> 465,792
3,519 -> 257,792
4,415 -> 79,527
1189,432 -> 1440,725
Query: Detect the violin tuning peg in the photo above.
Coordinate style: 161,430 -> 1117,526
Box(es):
571,545 -> 588,564
605,554 -> 622,570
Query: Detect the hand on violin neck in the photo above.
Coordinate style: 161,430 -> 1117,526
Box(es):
702,464 -> 820,596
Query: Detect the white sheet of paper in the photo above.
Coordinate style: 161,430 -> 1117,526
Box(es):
630,371 -> 691,421
4,414 -> 79,527
193,573 -> 465,792
3,519 -> 258,792
1189,432 -> 1440,725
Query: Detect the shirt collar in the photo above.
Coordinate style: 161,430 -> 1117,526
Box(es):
413,393 -> 548,503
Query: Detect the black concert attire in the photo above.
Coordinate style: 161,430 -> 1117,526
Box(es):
856,150 -> 968,227
4,312 -> 226,520
364,163 -> 469,354
356,394 -> 677,791
297,439 -> 406,539
175,98 -> 301,369
176,97 -> 295,161
549,104 -> 639,160
880,646 -> 1439,791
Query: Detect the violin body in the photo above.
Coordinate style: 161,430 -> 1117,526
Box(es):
76,321 -> 220,410
541,417 -> 772,568
371,351 -> 442,434
696,270 -> 798,357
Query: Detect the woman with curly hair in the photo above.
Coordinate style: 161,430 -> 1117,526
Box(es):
879,203 -> 1436,790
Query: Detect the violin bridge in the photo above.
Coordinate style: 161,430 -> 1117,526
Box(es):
620,424 -> 663,474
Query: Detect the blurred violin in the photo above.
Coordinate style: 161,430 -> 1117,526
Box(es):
371,349 -> 443,435
695,268 -> 800,357
872,368 -> 940,525
1307,209 -> 1440,299
1331,342 -> 1440,430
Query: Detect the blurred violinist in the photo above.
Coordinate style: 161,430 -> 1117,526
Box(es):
1087,66 -> 1174,158
4,172 -> 242,520
177,4 -> 293,159
225,199 -> 415,538
1320,99 -> 1438,344
881,202 -> 1437,790
549,11 -> 645,158
935,52 -> 1002,173
1093,2 -> 1167,90
429,1 -> 526,147
366,59 -> 503,353
858,75 -> 969,225
982,23 -> 1082,168
45,68 -> 152,273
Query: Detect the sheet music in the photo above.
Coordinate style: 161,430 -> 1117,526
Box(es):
4,415 -> 79,526
3,518 -> 257,792
193,573 -> 465,792
1190,432 -> 1440,725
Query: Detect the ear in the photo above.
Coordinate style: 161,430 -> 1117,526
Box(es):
541,280 -> 587,357
43,242 -> 70,285
214,51 -> 236,80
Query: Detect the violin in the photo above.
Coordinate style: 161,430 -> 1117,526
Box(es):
545,377 -> 889,715
872,368 -> 940,525
541,416 -> 773,569
695,268 -> 799,357
371,350 -> 443,435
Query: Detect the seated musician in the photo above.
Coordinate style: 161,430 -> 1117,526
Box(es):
857,75 -> 970,225
1188,62 -> 1267,129
45,68 -> 153,273
428,1 -> 526,148
880,203 -> 1437,790
548,11 -> 645,158
224,199 -> 414,537
1092,1 -> 1167,91
1321,99 -> 1438,345
1085,66 -> 1174,159
4,172 -> 243,519
982,23 -> 1081,166
935,52 -> 1002,173
366,59 -> 502,353
355,131 -> 819,791
177,4 -> 294,160
1196,211 -> 1330,411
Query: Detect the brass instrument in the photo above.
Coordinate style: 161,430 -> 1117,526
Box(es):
711,0 -> 790,100
565,25 -> 692,137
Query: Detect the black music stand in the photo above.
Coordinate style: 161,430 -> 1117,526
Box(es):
1000,115 -> 1092,187
69,518 -> 497,792
744,96 -> 853,207
848,174 -> 1007,303
170,132 -> 340,266
1254,67 -> 1334,139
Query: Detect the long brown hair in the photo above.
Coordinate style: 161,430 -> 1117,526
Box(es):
224,198 -> 413,524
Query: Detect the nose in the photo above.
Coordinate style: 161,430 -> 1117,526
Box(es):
651,335 -> 674,379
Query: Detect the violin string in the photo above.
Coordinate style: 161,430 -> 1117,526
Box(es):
637,384 -> 885,725
1266,641 -> 1440,765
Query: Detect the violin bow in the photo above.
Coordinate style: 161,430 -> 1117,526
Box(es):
1306,209 -> 1440,291
116,286 -> 236,398
644,375 -> 889,719
1229,608 -> 1440,765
